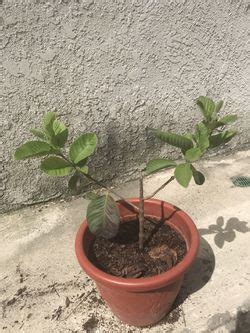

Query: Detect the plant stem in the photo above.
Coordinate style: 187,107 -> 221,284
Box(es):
58,153 -> 141,214
138,174 -> 144,250
144,176 -> 175,199
78,170 -> 141,212
58,153 -> 172,228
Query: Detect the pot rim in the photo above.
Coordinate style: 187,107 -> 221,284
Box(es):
75,198 -> 200,292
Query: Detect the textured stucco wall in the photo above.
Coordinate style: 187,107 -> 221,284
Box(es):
1,0 -> 250,213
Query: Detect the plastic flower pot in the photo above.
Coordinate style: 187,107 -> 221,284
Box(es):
75,198 -> 200,327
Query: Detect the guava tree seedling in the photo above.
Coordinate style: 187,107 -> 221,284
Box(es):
14,96 -> 237,250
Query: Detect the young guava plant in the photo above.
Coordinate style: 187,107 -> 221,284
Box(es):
14,96 -> 237,251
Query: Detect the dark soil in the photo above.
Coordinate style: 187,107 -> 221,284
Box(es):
89,219 -> 187,278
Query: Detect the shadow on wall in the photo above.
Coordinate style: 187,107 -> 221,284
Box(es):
199,216 -> 249,248
104,120 -> 145,179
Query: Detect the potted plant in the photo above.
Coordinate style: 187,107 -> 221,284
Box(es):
14,96 -> 237,327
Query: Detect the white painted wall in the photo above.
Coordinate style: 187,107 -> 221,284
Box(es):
1,0 -> 249,212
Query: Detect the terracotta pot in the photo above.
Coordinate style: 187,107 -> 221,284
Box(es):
75,198 -> 200,327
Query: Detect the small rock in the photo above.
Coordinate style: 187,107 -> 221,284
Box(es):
15,286 -> 27,296
82,315 -> 99,331
6,298 -> 16,306
65,297 -> 70,308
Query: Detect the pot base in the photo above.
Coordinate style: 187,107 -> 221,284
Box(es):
97,277 -> 183,327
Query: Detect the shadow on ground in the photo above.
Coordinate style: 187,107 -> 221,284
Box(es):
174,236 -> 215,306
206,299 -> 250,333
159,236 -> 215,326
161,216 -> 249,326
172,216 -> 249,309
199,216 -> 249,248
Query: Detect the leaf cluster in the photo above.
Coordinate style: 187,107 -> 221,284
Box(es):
15,113 -> 118,238
14,112 -> 97,190
146,96 -> 237,187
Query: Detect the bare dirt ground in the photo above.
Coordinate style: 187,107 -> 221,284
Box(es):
1,151 -> 250,332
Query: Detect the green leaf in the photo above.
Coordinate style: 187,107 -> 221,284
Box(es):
76,158 -> 88,167
70,133 -> 98,164
30,129 -> 47,140
211,111 -> 218,121
14,141 -> 52,160
203,120 -> 220,131
153,129 -> 193,151
209,130 -> 237,148
185,147 -> 202,162
76,158 -> 89,174
52,120 -> 68,147
215,100 -> 223,113
44,112 -> 56,125
192,166 -> 205,185
68,173 -> 80,191
146,158 -> 176,174
204,114 -> 237,131
219,115 -> 237,124
43,112 -> 56,138
86,193 -> 120,239
79,165 -> 88,174
174,163 -> 192,188
196,123 -> 209,152
41,156 -> 72,176
185,133 -> 196,142
196,96 -> 215,120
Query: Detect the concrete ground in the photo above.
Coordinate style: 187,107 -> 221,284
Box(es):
0,150 -> 250,333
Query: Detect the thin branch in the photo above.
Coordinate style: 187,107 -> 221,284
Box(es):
138,174 -> 144,250
144,176 -> 175,200
79,170 -> 158,226
77,169 -> 141,213
59,153 -> 135,207
58,153 -> 157,225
